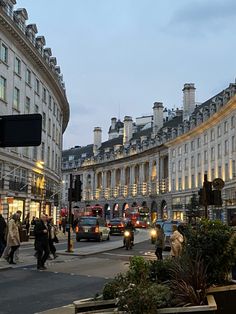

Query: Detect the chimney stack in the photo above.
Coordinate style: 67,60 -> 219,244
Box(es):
183,83 -> 196,120
93,127 -> 102,155
152,102 -> 164,135
111,117 -> 117,130
123,116 -> 133,144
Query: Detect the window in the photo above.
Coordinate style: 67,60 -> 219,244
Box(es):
231,116 -> 235,129
26,69 -> 31,85
53,102 -> 56,116
184,158 -> 188,170
225,140 -> 229,155
191,156 -> 194,168
49,95 -> 52,110
35,78 -> 40,94
52,150 -> 55,170
197,153 -> 201,167
225,163 -> 229,180
52,123 -> 55,140
41,142 -> 45,161
0,76 -> 6,101
191,140 -> 195,151
198,173 -> 202,187
172,162 -> 176,172
42,87 -> 47,103
204,151 -> 208,163
211,147 -> 215,161
42,112 -> 46,130
48,118 -> 51,136
47,146 -> 50,167
178,160 -> 182,171
184,143 -> 188,153
218,144 -> 221,158
178,146 -> 182,156
232,136 -> 235,152
217,125 -> 221,137
211,168 -> 214,180
197,137 -> 201,148
210,129 -> 215,141
1,43 -> 8,63
204,133 -> 208,144
185,176 -> 188,189
191,174 -> 195,188
22,147 -> 29,157
218,166 -> 222,178
232,160 -> 236,178
13,87 -> 20,110
224,121 -> 228,133
172,179 -> 175,191
25,97 -> 30,114
34,104 -> 39,113
55,153 -> 58,172
14,57 -> 21,75
178,178 -> 182,191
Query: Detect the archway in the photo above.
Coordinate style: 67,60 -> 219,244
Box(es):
104,203 -> 110,220
113,203 -> 119,218
122,203 -> 129,218
151,201 -> 158,222
161,200 -> 168,220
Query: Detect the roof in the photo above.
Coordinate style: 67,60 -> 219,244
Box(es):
109,120 -> 124,133
62,144 -> 93,161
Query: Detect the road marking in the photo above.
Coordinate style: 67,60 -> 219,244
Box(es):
102,252 -> 135,258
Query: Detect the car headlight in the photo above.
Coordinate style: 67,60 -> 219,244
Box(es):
150,229 -> 157,236
136,221 -> 140,224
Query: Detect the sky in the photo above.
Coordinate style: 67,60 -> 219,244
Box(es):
16,0 -> 236,149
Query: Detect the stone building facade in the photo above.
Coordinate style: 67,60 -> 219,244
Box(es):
62,82 -> 236,225
0,1 -> 69,222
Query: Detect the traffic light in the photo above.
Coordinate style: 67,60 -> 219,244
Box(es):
198,188 -> 204,206
74,175 -> 82,202
204,181 -> 214,205
213,190 -> 222,206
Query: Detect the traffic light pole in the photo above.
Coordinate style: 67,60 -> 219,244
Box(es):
66,173 -> 73,252
203,174 -> 208,219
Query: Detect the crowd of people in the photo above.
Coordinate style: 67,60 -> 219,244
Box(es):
0,212 -> 59,270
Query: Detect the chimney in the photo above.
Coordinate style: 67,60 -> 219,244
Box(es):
175,108 -> 183,117
183,83 -> 196,120
152,102 -> 164,135
93,127 -> 102,155
123,116 -> 133,144
111,117 -> 117,130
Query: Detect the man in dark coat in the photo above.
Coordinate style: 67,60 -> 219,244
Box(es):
34,214 -> 50,270
0,214 -> 7,257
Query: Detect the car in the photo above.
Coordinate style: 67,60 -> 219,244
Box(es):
75,216 -> 110,242
108,218 -> 125,235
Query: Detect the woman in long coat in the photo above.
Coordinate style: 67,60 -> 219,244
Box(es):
170,224 -> 184,258
7,214 -> 20,264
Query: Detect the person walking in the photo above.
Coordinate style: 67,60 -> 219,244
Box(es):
23,213 -> 30,236
0,213 -> 7,257
7,213 -> 21,264
48,217 -> 58,259
34,214 -> 50,270
155,224 -> 165,260
170,224 -> 184,258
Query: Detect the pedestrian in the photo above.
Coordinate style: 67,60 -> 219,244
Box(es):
15,210 -> 22,262
170,224 -> 184,258
0,213 -> 7,257
23,213 -> 30,235
48,217 -> 58,259
31,216 -> 36,226
62,216 -> 66,234
34,214 -> 50,270
6,213 -> 21,264
155,224 -> 165,260
58,216 -> 62,231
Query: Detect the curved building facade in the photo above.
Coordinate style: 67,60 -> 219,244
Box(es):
0,1 -> 70,222
62,81 -> 236,225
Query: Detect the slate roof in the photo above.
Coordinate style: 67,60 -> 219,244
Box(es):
62,144 -> 93,161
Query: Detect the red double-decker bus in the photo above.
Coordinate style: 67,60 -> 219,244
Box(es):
125,207 -> 150,228
73,205 -> 103,219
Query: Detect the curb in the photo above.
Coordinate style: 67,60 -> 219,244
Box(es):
57,245 -> 124,257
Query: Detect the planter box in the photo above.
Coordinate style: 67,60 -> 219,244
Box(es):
157,295 -> 217,314
207,284 -> 236,314
73,295 -> 216,314
73,298 -> 117,313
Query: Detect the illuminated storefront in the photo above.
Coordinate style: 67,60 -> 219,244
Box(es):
29,201 -> 41,219
7,198 -> 24,220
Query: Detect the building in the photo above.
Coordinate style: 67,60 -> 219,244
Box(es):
0,1 -> 70,222
62,83 -> 236,225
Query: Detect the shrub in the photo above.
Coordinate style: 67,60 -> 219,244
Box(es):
127,256 -> 150,284
183,219 -> 236,285
103,273 -> 129,300
117,283 -> 173,314
149,258 -> 174,283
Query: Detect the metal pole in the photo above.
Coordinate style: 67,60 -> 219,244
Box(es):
203,174 -> 208,219
67,173 -> 73,252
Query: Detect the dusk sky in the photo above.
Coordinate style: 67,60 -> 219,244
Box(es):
17,0 -> 236,149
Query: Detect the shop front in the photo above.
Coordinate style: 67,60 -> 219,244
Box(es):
29,200 -> 41,219
7,197 -> 25,220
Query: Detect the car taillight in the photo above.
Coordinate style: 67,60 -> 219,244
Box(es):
108,224 -> 111,228
95,226 -> 99,233
75,226 -> 79,233
118,223 -> 124,228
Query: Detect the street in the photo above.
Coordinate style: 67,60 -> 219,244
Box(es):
0,230 -> 167,314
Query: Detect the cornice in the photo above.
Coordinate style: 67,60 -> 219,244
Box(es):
165,95 -> 236,147
0,9 -> 70,133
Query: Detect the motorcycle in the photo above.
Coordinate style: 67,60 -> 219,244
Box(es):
124,230 -> 132,250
